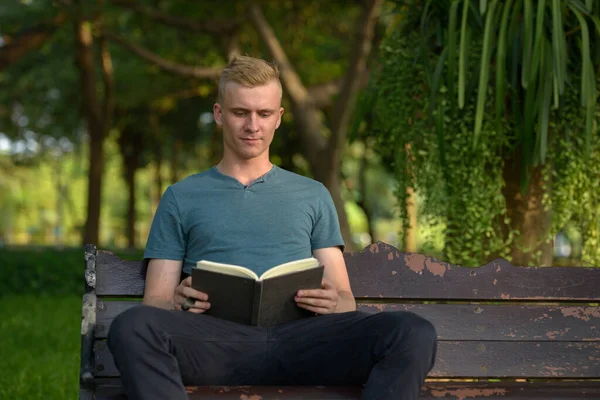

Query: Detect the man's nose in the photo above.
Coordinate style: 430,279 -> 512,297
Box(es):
245,114 -> 259,132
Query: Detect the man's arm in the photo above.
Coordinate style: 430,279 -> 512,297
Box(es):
295,246 -> 356,314
143,258 -> 212,313
142,259 -> 182,310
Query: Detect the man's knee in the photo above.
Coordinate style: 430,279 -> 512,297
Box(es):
376,311 -> 438,354
107,304 -> 163,352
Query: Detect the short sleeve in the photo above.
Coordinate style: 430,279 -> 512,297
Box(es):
143,187 -> 186,261
310,184 -> 345,252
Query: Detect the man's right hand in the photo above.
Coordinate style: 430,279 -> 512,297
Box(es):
174,277 -> 211,313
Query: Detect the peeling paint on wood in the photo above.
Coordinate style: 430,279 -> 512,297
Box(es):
546,328 -> 570,339
81,293 -> 96,335
239,395 -> 262,400
429,387 -> 508,400
426,259 -> 447,277
561,307 -> 600,321
404,253 -> 427,274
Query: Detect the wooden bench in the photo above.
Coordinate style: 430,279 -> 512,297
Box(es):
79,241 -> 600,399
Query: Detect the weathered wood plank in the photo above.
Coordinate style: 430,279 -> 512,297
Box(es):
94,340 -> 600,379
94,379 -> 600,400
344,242 -> 600,301
95,300 -> 600,342
94,243 -> 600,300
95,251 -> 146,296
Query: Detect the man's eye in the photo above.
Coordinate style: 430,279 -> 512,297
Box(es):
234,111 -> 246,116
260,112 -> 271,118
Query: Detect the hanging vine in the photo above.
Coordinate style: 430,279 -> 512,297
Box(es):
367,1 -> 600,266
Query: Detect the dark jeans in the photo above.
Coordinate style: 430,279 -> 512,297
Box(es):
107,305 -> 437,400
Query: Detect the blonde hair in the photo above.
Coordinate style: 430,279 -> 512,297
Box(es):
217,55 -> 282,103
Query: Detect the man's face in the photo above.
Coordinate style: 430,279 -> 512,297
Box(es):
213,80 -> 284,162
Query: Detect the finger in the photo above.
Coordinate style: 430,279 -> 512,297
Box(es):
181,287 -> 209,301
181,276 -> 192,287
296,302 -> 331,314
297,289 -> 329,299
190,300 -> 211,311
295,296 -> 331,309
180,299 -> 211,312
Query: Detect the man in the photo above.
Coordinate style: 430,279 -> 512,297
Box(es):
108,55 -> 437,400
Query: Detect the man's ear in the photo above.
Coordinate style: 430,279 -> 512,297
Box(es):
213,103 -> 222,126
275,107 -> 284,129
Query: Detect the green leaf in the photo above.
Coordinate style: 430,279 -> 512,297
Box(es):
448,0 -> 461,104
480,0 -> 488,14
474,0 -> 499,145
569,4 -> 596,107
495,0 -> 514,128
459,0 -> 470,108
522,0 -> 534,88
435,102 -> 448,188
507,0 -> 524,89
430,47 -> 448,117
570,3 -> 596,158
591,15 -> 600,36
529,0 -> 547,84
584,102 -> 594,159
538,40 -> 552,164
523,68 -> 538,168
568,0 -> 592,14
551,0 -> 567,94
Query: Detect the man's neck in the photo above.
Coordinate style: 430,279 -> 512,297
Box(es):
215,158 -> 274,186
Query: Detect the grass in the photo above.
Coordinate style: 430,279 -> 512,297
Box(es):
0,295 -> 81,400
0,245 -> 144,400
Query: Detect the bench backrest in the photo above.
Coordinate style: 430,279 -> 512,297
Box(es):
82,242 -> 600,382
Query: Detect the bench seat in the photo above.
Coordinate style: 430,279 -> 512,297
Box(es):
80,242 -> 600,400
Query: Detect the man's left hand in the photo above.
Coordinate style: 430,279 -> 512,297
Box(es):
295,278 -> 339,314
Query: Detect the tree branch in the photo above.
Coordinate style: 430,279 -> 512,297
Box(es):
248,4 -> 327,163
104,32 -> 223,79
0,12 -> 67,70
110,0 -> 240,34
307,70 -> 371,109
75,20 -> 103,132
99,32 -> 115,134
327,0 -> 382,168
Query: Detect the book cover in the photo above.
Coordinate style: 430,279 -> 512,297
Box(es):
190,258 -> 324,327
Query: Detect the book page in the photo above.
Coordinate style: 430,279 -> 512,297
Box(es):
260,257 -> 320,280
195,260 -> 258,280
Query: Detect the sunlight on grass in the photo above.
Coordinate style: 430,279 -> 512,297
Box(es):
0,295 -> 81,400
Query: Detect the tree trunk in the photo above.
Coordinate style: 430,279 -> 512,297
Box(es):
502,160 -> 553,266
403,143 -> 417,253
404,185 -> 417,253
76,20 -> 105,246
355,141 -> 375,244
75,5 -> 114,246
149,113 -> 164,212
249,1 -> 383,252
124,153 -> 137,249
171,138 -> 181,184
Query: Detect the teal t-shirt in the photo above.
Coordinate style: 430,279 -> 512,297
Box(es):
143,165 -> 345,276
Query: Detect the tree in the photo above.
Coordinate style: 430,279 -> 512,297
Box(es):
370,0 -> 600,266
104,0 -> 386,250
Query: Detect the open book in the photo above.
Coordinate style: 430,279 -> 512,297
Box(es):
191,257 -> 324,327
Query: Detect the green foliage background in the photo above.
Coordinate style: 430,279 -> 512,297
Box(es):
367,2 -> 600,266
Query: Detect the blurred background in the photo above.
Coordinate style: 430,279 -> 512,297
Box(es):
0,0 -> 599,398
